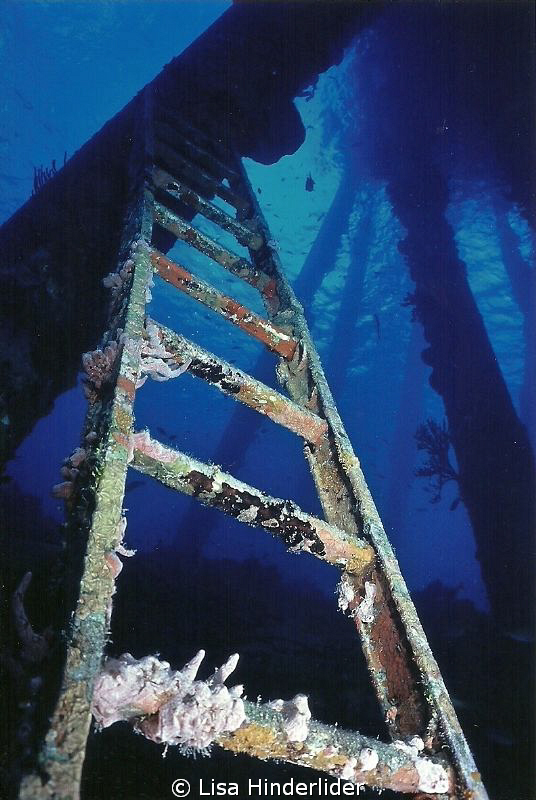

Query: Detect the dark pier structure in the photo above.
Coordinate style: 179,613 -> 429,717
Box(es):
0,2 -> 375,468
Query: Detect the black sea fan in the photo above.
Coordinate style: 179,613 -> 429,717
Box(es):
31,152 -> 67,196
414,417 -> 459,503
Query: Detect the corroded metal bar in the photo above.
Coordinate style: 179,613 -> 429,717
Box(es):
152,169 -> 263,249
150,248 -> 297,359
222,700 -> 454,796
233,159 -> 489,800
130,432 -> 375,577
21,252 -> 153,800
155,118 -> 240,183
18,98 -> 156,800
153,201 -> 274,293
155,139 -> 249,211
289,312 -> 475,757
155,141 -> 217,199
153,320 -> 326,445
235,163 -> 425,735
283,354 -> 429,742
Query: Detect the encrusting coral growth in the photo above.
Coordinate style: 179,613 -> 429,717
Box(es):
126,429 -> 177,465
136,319 -> 191,386
90,650 -> 453,793
355,581 -> 376,624
336,575 -> 376,625
51,446 -> 87,502
81,338 -> 122,401
267,694 -> 311,742
91,650 -> 246,753
102,258 -> 134,303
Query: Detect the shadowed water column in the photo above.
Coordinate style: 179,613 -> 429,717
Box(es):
490,192 -> 536,446
383,323 -> 428,546
352,0 -> 536,634
293,160 -> 361,327
323,187 -> 375,401
388,158 -> 534,633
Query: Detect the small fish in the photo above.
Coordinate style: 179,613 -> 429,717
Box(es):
373,313 -> 381,341
305,173 -> 315,192
257,187 -> 262,195
449,497 -> 461,511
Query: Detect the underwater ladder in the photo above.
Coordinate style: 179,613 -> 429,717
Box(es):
19,89 -> 489,800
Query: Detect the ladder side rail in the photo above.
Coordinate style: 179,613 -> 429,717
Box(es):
231,159 -> 488,800
18,90 -> 156,800
231,159 -> 428,736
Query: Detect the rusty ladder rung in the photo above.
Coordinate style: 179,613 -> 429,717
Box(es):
155,138 -> 249,212
150,247 -> 298,358
152,168 -> 264,250
152,200 -> 270,289
148,319 -> 326,444
222,699 -> 456,796
130,430 -> 374,574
